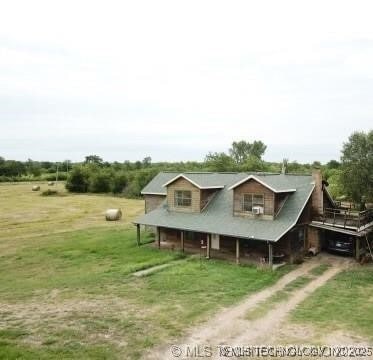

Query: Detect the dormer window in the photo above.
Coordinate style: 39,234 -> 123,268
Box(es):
175,190 -> 192,207
242,193 -> 264,212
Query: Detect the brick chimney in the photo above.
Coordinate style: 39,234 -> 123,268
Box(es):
311,169 -> 323,215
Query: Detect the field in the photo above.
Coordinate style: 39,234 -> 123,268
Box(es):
0,182 -> 143,245
0,183 -> 288,359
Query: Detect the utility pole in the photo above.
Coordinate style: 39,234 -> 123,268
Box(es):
56,163 -> 59,188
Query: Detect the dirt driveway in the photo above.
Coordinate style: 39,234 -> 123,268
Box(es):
145,254 -> 369,360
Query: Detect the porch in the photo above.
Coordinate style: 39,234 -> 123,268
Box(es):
312,208 -> 373,232
136,225 -> 294,268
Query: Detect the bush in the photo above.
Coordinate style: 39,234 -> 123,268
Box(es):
41,189 -> 59,196
65,166 -> 89,193
88,171 -> 112,193
112,172 -> 128,194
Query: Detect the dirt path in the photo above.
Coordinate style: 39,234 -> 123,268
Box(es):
146,255 -> 353,360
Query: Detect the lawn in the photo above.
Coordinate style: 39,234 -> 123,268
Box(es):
0,183 -> 290,359
291,266 -> 373,341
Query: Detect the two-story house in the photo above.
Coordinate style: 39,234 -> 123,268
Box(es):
134,170 -> 372,266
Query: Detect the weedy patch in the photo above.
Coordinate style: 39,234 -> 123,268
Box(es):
291,266 -> 373,341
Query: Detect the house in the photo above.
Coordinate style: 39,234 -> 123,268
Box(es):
134,170 -> 373,266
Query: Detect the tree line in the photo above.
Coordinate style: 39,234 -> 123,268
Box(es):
1,131 -> 372,205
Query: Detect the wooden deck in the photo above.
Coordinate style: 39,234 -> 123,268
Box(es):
312,208 -> 373,233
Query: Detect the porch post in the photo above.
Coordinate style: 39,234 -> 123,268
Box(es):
181,230 -> 184,252
157,227 -> 161,249
355,237 -> 360,261
206,234 -> 210,259
268,242 -> 273,269
136,224 -> 141,246
236,238 -> 240,264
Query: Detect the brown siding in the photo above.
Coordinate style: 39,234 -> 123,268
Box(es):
233,179 -> 274,218
200,188 -> 218,210
167,178 -> 201,212
274,193 -> 288,216
144,194 -> 166,214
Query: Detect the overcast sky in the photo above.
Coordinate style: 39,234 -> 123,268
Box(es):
1,1 -> 372,163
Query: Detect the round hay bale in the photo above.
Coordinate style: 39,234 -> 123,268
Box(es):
48,181 -> 55,186
105,209 -> 122,221
32,185 -> 40,191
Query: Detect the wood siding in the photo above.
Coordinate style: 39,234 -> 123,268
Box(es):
233,179 -> 274,219
274,193 -> 288,216
167,177 -> 201,212
144,194 -> 166,214
200,188 -> 218,210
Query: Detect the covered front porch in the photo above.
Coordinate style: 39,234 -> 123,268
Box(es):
136,225 -> 290,267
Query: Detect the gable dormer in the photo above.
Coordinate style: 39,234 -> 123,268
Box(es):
229,175 -> 296,220
163,174 -> 223,213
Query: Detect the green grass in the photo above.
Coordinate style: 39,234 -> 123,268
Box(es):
0,228 -> 183,301
308,263 -> 331,276
244,263 -> 333,322
246,275 -> 313,320
0,226 -> 290,359
291,266 -> 373,340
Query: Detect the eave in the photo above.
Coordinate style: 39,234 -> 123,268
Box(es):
162,174 -> 225,190
228,174 -> 296,193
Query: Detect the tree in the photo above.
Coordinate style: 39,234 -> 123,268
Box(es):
112,172 -> 128,194
26,159 -> 41,177
204,152 -> 236,172
229,141 -> 251,164
84,155 -> 103,165
250,140 -> 267,159
229,140 -> 267,164
88,170 -> 112,193
0,160 -> 26,177
240,155 -> 267,172
142,156 -> 152,167
326,160 -> 340,169
65,166 -> 89,192
340,130 -> 373,207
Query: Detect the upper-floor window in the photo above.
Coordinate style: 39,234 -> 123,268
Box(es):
242,193 -> 264,212
175,190 -> 192,207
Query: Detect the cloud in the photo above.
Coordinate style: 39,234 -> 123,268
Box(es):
0,0 -> 372,162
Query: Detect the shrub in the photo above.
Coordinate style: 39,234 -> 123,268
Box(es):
88,171 -> 112,193
41,189 -> 59,196
112,172 -> 128,194
65,166 -> 89,193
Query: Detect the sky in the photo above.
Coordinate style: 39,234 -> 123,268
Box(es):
0,0 -> 372,163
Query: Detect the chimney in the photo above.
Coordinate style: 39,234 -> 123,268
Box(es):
311,169 -> 323,215
281,159 -> 288,174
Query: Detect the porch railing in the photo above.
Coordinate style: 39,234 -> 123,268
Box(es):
314,208 -> 373,230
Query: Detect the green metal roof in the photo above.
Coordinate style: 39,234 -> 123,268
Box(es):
136,172 -> 315,242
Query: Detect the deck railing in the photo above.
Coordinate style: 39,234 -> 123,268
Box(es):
314,208 -> 373,230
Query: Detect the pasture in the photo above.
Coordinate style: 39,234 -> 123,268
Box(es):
0,183 -> 287,359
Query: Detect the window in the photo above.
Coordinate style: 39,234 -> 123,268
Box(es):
242,194 -> 264,212
242,194 -> 253,212
253,194 -> 264,207
175,190 -> 192,207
